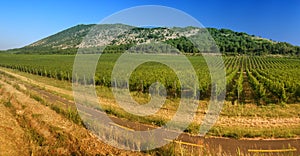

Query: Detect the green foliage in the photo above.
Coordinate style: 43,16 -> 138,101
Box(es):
0,54 -> 299,105
165,37 -> 199,53
236,69 -> 244,102
4,99 -> 12,108
4,24 -> 300,55
208,28 -> 300,55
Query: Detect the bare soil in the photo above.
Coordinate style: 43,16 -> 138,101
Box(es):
0,76 -> 142,155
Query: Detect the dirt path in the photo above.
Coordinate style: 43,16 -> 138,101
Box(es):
0,67 -> 73,96
242,71 -> 255,104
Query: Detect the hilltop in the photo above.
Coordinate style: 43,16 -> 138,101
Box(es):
5,24 -> 300,55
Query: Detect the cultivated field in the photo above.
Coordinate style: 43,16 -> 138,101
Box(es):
0,54 -> 300,155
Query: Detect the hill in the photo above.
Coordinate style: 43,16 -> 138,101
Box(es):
5,24 -> 300,55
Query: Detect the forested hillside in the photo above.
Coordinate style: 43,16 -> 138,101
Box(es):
5,24 -> 300,55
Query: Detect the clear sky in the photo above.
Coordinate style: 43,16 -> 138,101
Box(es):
1,0 -> 299,50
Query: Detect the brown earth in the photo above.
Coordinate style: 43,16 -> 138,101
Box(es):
0,75 -> 143,155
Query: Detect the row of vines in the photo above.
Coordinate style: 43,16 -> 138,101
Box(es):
0,54 -> 299,104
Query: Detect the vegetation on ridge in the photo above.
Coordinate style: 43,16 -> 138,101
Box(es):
4,24 -> 300,55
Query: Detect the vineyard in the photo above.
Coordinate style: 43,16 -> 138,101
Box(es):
0,54 -> 299,105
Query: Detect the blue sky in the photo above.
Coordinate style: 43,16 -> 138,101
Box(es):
1,0 -> 300,50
